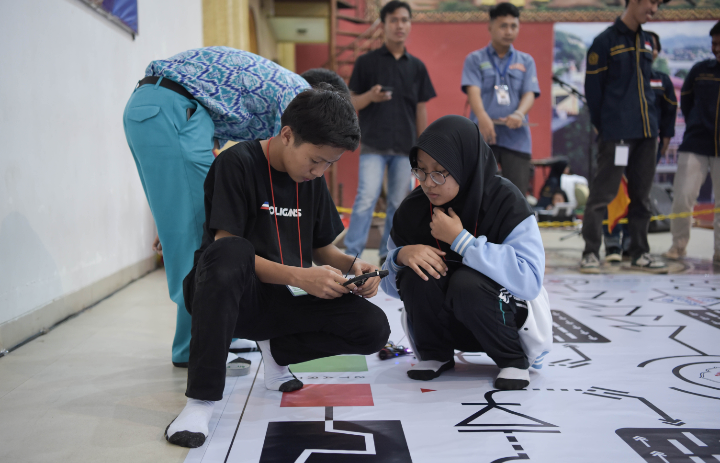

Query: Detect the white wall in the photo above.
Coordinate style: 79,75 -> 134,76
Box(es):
0,0 -> 203,346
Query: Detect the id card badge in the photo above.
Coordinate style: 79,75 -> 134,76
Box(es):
614,143 -> 629,166
495,84 -> 511,106
287,285 -> 308,296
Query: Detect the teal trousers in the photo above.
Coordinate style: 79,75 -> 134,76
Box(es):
123,78 -> 215,364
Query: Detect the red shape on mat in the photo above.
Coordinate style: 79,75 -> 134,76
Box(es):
280,384 -> 374,407
421,389 -> 436,393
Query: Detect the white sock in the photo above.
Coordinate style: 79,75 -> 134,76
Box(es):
409,360 -> 451,372
257,340 -> 303,392
229,338 -> 258,351
496,367 -> 530,381
165,398 -> 215,448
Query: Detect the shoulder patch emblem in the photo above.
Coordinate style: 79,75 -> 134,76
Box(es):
588,52 -> 599,66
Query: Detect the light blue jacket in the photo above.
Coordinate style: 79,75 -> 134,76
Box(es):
381,215 -> 544,301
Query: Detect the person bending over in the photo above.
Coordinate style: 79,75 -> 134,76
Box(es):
166,85 -> 391,448
301,68 -> 350,94
381,115 -> 550,391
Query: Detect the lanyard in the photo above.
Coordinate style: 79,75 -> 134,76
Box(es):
264,138 -> 303,267
487,48 -> 513,81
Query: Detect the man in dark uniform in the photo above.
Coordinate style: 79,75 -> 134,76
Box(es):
602,30 -> 678,263
646,31 -> 678,162
580,0 -> 668,274
664,21 -> 720,263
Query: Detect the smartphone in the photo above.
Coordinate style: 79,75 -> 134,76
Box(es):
380,86 -> 394,93
342,270 -> 389,287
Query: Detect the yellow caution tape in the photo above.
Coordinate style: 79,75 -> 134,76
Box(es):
335,206 -> 720,228
537,207 -> 720,228
336,206 -> 387,219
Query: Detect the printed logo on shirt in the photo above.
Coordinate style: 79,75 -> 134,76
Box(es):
650,79 -> 663,88
479,61 -> 492,70
509,62 -> 526,72
267,206 -> 302,217
261,201 -> 270,211
645,41 -> 653,50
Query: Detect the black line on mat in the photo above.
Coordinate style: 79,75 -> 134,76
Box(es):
670,387 -> 720,401
583,392 -> 622,400
568,363 -> 591,368
459,429 -> 561,433
224,359 -> 262,463
592,386 -> 629,394
626,306 -> 641,316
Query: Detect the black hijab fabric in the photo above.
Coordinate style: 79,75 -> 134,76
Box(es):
390,115 -> 533,260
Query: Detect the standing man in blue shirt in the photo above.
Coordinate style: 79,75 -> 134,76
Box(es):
580,0 -> 669,274
461,2 -> 540,198
345,0 -> 437,266
664,22 -> 720,263
123,48 -> 311,367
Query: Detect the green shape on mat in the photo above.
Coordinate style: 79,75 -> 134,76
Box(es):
289,355 -> 368,372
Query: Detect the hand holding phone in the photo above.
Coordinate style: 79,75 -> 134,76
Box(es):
342,270 -> 389,287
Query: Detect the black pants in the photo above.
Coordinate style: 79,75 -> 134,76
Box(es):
397,264 -> 529,370
183,237 -> 391,401
490,145 -> 531,196
582,137 -> 657,260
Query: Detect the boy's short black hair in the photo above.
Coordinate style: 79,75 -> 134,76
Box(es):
280,83 -> 360,152
489,2 -> 519,20
380,1 -> 412,22
711,20 -> 720,37
300,68 -> 349,94
646,31 -> 661,52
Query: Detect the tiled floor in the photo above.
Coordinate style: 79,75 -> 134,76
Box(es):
0,228 -> 716,462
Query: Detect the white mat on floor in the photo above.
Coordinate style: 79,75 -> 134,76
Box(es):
184,275 -> 720,463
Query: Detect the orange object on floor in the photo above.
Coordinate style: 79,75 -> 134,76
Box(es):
607,176 -> 630,233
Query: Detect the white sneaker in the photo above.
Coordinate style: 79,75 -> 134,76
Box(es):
580,253 -> 601,274
631,253 -> 669,274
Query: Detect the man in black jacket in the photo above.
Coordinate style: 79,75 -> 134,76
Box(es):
664,21 -> 720,263
580,0 -> 668,274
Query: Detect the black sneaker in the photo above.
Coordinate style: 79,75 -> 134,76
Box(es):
605,247 -> 622,263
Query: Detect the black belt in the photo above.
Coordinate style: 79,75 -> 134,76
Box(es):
138,76 -> 195,101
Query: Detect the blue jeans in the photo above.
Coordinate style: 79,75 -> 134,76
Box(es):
344,154 -> 412,258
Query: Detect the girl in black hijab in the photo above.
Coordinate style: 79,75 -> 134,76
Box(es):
380,115 -> 547,390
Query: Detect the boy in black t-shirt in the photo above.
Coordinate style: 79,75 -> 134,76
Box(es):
166,85 -> 391,448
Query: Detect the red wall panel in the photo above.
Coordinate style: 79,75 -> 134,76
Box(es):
297,22 -> 554,207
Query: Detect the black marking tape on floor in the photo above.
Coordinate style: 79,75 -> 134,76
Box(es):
616,428 -> 720,462
584,387 -> 684,426
259,420 -> 412,462
676,309 -> 720,329
551,310 -> 610,343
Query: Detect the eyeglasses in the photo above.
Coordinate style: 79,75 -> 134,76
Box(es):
411,168 -> 450,185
